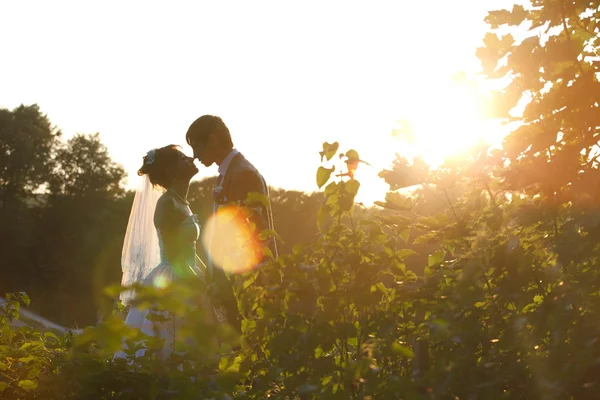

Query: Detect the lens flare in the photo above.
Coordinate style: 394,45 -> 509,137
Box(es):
202,205 -> 264,274
153,274 -> 170,289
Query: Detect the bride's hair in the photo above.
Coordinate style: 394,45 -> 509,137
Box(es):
138,145 -> 182,190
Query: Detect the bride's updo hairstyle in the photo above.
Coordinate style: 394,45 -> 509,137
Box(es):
138,145 -> 182,190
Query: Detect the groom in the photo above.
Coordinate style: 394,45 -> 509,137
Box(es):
186,115 -> 277,332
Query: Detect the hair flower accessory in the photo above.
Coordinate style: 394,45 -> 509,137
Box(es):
145,149 -> 156,164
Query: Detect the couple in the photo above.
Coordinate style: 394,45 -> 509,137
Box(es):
116,115 -> 277,359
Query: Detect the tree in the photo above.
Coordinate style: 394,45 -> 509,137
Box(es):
478,1 -> 600,270
33,133 -> 127,325
478,2 -> 600,199
0,104 -> 59,204
48,133 -> 125,198
0,105 -> 60,298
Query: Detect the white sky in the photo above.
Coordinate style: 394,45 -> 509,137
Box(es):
0,0 -> 514,204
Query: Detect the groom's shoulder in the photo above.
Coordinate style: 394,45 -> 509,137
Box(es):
235,153 -> 263,178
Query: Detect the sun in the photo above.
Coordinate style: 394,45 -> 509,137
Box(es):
351,77 -> 505,206
392,79 -> 502,168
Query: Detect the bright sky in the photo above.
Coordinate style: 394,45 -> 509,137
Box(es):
0,0 -> 514,205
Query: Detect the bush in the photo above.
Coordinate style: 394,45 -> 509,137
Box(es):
2,142 -> 600,399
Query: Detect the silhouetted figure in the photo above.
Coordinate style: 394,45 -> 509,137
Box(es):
186,115 -> 277,333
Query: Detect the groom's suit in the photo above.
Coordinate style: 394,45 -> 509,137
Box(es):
206,149 -> 277,333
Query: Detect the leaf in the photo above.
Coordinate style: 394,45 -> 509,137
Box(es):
394,262 -> 406,274
395,249 -> 417,260
19,293 -> 30,306
258,229 -> 281,242
0,361 -> 6,371
317,166 -> 335,189
485,4 -> 527,28
379,214 -> 412,228
428,249 -> 446,267
391,342 -> 414,358
345,149 -> 359,160
0,382 -> 7,392
245,192 -> 269,207
377,192 -> 414,211
345,179 -> 360,197
103,284 -> 123,298
324,181 -> 338,196
292,243 -> 304,255
242,275 -> 256,290
399,228 -> 410,243
320,141 -> 339,161
18,380 -> 37,391
18,355 -> 40,363
262,247 -> 274,260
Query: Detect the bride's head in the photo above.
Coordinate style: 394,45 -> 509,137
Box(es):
137,145 -> 198,190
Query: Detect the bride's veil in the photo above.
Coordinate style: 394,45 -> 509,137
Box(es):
119,173 -> 163,306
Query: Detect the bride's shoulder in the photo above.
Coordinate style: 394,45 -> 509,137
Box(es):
154,193 -> 177,226
156,192 -> 176,210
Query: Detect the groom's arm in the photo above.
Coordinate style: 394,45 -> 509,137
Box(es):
235,169 -> 270,232
233,168 -> 278,263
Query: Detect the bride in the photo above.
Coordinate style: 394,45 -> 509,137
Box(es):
114,145 -> 210,360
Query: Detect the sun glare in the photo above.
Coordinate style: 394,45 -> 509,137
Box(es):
351,77 -> 505,206
393,80 -> 502,168
202,205 -> 264,275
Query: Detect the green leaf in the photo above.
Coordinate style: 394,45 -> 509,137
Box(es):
320,141 -> 339,161
428,249 -> 446,267
315,347 -> 325,358
393,262 -> 407,274
395,249 -> 417,260
345,179 -> 360,197
262,247 -> 274,260
242,275 -> 256,290
391,342 -> 414,358
44,331 -> 59,341
18,355 -> 40,364
18,380 -> 37,391
0,381 -> 7,392
292,243 -> 305,255
0,361 -> 7,371
19,293 -> 30,306
258,229 -> 281,242
317,166 -> 335,189
399,228 -> 410,243
324,181 -> 338,196
245,192 -> 269,207
321,375 -> 333,386
103,284 -> 123,298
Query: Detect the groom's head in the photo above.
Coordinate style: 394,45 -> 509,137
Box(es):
186,115 -> 234,167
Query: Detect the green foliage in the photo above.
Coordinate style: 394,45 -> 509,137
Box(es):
5,126 -> 600,399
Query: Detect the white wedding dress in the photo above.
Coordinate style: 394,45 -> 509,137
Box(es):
114,212 -> 203,360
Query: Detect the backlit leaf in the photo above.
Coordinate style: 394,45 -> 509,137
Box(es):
317,166 -> 335,189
